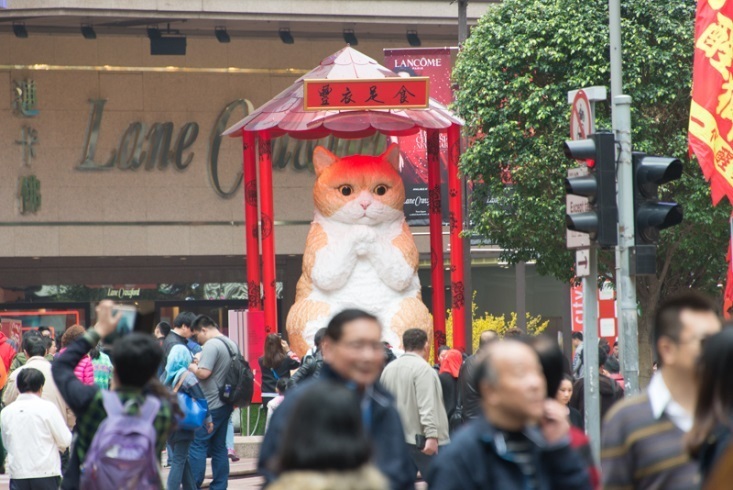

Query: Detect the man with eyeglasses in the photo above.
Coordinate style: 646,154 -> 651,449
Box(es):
258,309 -> 414,490
602,292 -> 721,490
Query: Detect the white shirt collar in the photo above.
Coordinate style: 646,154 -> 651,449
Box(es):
647,371 -> 693,432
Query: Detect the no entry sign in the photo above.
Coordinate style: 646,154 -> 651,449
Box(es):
570,89 -> 593,141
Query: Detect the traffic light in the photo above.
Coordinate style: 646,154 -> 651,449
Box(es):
564,131 -> 618,248
631,152 -> 683,275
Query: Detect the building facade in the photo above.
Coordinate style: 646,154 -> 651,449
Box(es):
0,0 -> 570,346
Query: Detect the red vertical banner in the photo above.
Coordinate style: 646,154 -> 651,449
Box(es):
243,131 -> 261,311
689,0 -> 733,205
447,125 -> 465,351
723,214 -> 733,319
384,48 -> 456,225
570,284 -> 584,333
570,283 -> 617,346
427,129 -> 446,353
258,133 -> 277,334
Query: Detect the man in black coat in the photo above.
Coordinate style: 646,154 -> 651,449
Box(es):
162,311 -> 196,359
570,346 -> 624,423
428,340 -> 591,490
258,309 -> 414,490
459,330 -> 498,422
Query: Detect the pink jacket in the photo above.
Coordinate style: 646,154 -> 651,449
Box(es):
58,348 -> 95,386
75,355 -> 95,386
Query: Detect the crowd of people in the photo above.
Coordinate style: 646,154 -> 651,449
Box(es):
0,290 -> 731,489
256,291 -> 733,490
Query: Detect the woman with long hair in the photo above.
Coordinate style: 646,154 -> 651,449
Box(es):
269,382 -> 387,490
687,328 -> 733,484
163,345 -> 212,490
529,335 -> 599,489
557,374 -> 584,430
258,334 -> 300,407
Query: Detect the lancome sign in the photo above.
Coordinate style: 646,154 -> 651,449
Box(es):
76,99 -> 386,198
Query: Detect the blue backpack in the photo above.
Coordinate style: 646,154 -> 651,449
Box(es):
80,391 -> 161,490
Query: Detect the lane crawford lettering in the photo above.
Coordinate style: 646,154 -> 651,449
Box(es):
76,99 -> 386,199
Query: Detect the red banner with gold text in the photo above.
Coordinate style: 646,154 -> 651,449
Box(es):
689,0 -> 733,205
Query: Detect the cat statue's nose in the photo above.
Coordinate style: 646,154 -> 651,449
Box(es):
360,201 -> 371,210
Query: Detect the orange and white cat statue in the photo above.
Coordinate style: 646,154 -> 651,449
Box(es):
286,144 -> 432,357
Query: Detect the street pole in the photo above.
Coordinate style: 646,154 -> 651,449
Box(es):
583,249 -> 601,462
609,0 -> 640,394
516,261 -> 527,332
458,0 -> 468,43
458,0 -> 474,352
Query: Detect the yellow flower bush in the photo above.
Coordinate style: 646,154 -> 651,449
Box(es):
445,292 -> 549,352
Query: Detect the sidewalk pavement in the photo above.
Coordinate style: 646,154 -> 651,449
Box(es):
160,456 -> 258,488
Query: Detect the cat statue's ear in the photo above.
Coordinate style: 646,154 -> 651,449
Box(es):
381,143 -> 401,171
313,146 -> 339,177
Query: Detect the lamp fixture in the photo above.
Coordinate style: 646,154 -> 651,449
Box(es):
81,24 -> 96,40
343,29 -> 358,46
12,22 -> 28,38
406,30 -> 421,47
215,26 -> 230,43
147,25 -> 186,55
278,28 -> 294,44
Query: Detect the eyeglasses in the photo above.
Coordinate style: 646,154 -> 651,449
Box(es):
341,341 -> 384,353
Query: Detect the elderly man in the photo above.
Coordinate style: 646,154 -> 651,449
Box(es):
4,334 -> 74,430
258,309 -> 414,490
427,339 -> 591,490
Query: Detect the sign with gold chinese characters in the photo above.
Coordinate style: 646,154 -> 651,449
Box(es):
12,79 -> 39,118
689,0 -> 733,205
19,175 -> 41,214
303,78 -> 430,111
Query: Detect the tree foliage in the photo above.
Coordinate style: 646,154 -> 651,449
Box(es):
454,0 -> 731,376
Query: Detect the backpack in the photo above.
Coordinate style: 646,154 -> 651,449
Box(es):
80,391 -> 161,490
213,337 -> 254,407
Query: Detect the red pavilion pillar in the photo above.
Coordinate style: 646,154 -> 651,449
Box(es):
447,124 -> 466,351
258,132 -> 278,334
243,131 -> 261,310
426,129 -> 446,354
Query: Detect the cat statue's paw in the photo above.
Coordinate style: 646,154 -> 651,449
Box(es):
353,225 -> 377,256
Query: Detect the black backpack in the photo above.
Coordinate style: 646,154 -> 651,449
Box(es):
213,337 -> 254,407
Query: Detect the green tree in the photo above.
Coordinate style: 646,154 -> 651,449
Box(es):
454,0 -> 731,382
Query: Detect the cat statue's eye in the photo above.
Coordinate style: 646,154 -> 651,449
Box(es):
374,185 -> 388,196
339,185 -> 353,196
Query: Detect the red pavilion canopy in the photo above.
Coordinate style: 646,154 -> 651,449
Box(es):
224,46 -> 466,357
223,46 -> 463,140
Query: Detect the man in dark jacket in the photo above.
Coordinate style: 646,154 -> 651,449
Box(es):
258,309 -> 414,490
459,330 -> 498,422
162,312 -> 196,359
570,346 -> 624,422
427,340 -> 591,490
290,327 -> 326,384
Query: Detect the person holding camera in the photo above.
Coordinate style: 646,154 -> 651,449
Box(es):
51,300 -> 175,489
258,334 -> 300,408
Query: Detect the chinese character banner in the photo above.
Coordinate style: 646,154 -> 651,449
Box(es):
303,78 -> 429,111
689,0 -> 733,205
